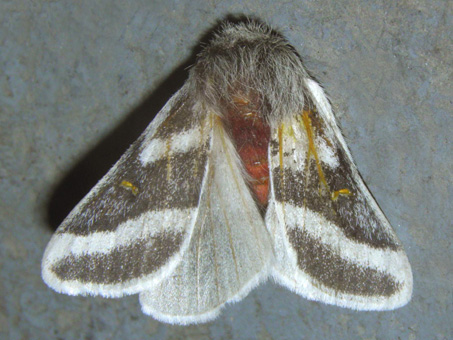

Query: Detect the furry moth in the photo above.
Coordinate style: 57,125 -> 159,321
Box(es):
42,22 -> 412,325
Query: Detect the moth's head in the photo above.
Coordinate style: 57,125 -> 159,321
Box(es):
189,22 -> 309,124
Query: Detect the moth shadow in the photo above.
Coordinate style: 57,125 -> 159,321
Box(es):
44,65 -> 183,230
45,16 -> 267,231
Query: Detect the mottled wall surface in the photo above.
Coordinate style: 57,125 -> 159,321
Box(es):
1,1 -> 451,339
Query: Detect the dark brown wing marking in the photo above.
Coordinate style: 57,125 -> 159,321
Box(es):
58,143 -> 209,235
287,228 -> 400,297
271,99 -> 400,250
45,89 -> 212,288
52,232 -> 183,284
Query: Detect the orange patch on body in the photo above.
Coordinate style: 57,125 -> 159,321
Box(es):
226,95 -> 271,208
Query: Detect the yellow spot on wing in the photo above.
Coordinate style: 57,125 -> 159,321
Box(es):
120,180 -> 139,195
165,137 -> 172,181
331,188 -> 352,201
278,124 -> 284,173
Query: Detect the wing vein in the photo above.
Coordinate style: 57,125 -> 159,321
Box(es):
208,198 -> 221,303
215,180 -> 240,284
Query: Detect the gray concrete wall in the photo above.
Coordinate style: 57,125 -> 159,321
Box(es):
1,1 -> 451,339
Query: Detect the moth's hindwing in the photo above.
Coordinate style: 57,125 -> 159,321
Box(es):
267,78 -> 412,310
42,85 -> 213,297
139,117 -> 273,324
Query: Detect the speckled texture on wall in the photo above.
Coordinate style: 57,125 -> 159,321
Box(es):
1,1 -> 451,339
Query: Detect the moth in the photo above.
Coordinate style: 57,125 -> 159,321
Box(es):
42,22 -> 412,325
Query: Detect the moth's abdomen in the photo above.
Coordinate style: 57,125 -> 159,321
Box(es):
226,95 -> 271,208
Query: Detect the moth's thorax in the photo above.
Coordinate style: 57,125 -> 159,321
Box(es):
224,93 -> 271,209
191,23 -> 309,121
